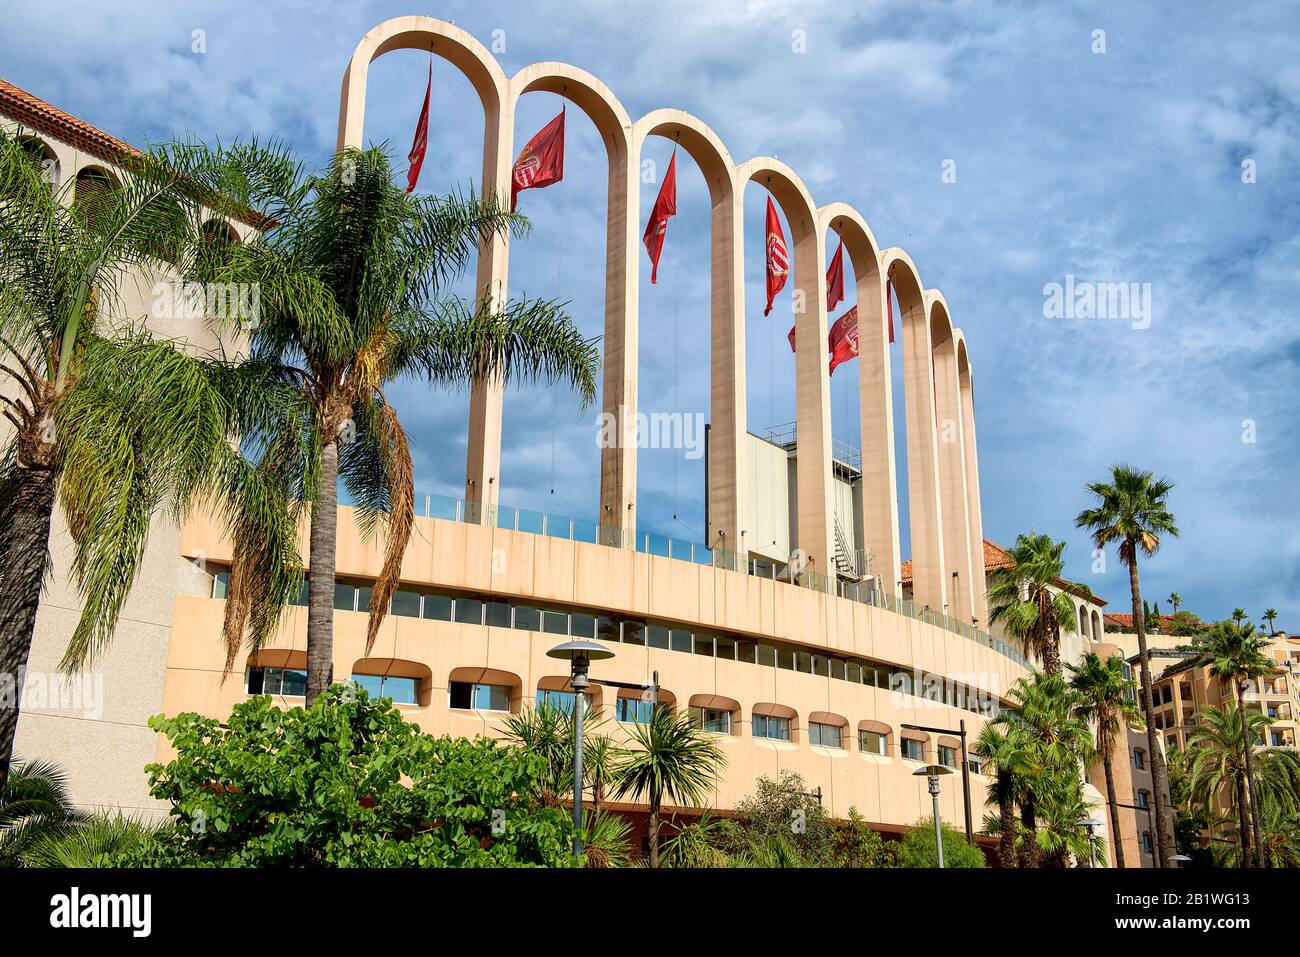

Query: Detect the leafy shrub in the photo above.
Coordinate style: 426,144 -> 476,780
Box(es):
897,819 -> 986,868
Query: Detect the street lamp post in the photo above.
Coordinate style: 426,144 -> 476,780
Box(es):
1079,817 -> 1106,868
913,764 -> 953,868
902,721 -> 973,844
546,639 -> 616,858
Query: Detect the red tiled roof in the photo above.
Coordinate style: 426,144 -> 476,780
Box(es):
0,76 -> 264,228
1104,613 -> 1183,631
901,538 -> 1107,606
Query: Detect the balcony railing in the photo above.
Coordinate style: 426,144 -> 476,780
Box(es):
416,492 -> 1029,669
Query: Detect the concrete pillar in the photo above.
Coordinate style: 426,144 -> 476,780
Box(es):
957,336 -> 987,625
931,303 -> 975,623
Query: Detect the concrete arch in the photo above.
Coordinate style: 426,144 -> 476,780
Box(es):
737,157 -> 834,574
509,62 -> 640,540
335,16 -> 515,525
819,203 -> 899,593
881,248 -> 946,611
927,290 -> 975,622
633,109 -> 746,553
954,329 -> 987,623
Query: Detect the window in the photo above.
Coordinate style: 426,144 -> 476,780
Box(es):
536,689 -> 589,714
1136,790 -> 1150,809
647,625 -> 670,649
752,714 -> 792,741
901,738 -> 924,762
422,593 -> 452,621
570,613 -> 595,639
454,598 -> 483,626
212,571 -> 230,599
597,616 -> 620,643
485,600 -> 512,628
390,590 -> 421,618
622,622 -> 645,646
693,634 -> 714,657
859,730 -> 887,755
967,755 -> 984,775
938,745 -> 958,769
352,673 -> 418,705
512,605 -> 541,631
334,583 -> 357,611
715,635 -> 735,660
1140,832 -> 1153,854
616,696 -> 655,724
247,666 -> 306,697
1133,748 -> 1146,770
289,577 -> 309,607
696,708 -> 732,734
809,722 -> 843,748
543,610 -> 568,635
448,681 -> 510,712
670,629 -> 692,654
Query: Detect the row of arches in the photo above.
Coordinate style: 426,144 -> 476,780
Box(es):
337,16 -> 987,622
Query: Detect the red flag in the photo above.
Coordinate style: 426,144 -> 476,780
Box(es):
405,59 -> 432,193
826,239 -> 844,312
511,108 -> 565,211
642,149 -> 677,284
886,278 -> 896,344
829,306 -> 859,376
763,197 -> 788,316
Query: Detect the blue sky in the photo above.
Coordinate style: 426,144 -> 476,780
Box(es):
4,0 -> 1297,628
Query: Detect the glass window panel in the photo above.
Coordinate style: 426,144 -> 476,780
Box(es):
333,583 -> 357,611
752,715 -> 791,741
622,621 -> 645,646
422,593 -> 452,621
597,617 -> 620,643
471,683 -> 510,711
616,697 -> 654,723
351,673 -> 384,699
830,659 -> 845,681
756,644 -> 776,667
737,641 -> 757,664
517,510 -> 544,535
356,585 -> 373,612
939,746 -> 957,768
776,647 -> 794,670
382,676 -> 418,705
246,667 -> 264,694
454,598 -> 483,625
513,605 -> 541,631
700,708 -> 732,734
484,601 -> 512,629
715,635 -> 735,660
795,652 -> 812,674
693,634 -> 714,657
846,662 -> 862,684
391,590 -> 421,618
670,629 -> 692,653
212,571 -> 230,600
291,577 -> 309,607
647,625 -> 670,649
859,730 -> 886,755
811,655 -> 829,677
901,738 -> 924,761
449,682 -> 473,709
570,613 -> 596,639
543,610 -> 569,635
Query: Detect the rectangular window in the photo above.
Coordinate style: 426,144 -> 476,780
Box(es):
422,593 -> 452,621
757,644 -> 777,668
859,730 -> 887,755
715,635 -> 736,660
616,696 -> 655,724
484,600 -> 512,629
938,745 -> 958,769
212,571 -> 230,599
967,756 -> 984,775
752,714 -> 792,741
454,598 -> 483,626
352,673 -> 418,705
697,708 -> 732,734
448,681 -> 510,712
622,621 -> 646,646
333,582 -> 357,612
512,605 -> 541,631
829,659 -> 845,681
570,613 -> 596,639
901,738 -> 924,761
811,655 -> 829,677
670,629 -> 693,654
597,616 -> 620,643
736,640 -> 757,664
809,722 -> 842,748
536,689 -> 588,714
777,648 -> 795,671
543,610 -> 568,635
247,666 -> 307,697
356,585 -> 373,613
1141,832 -> 1153,854
846,662 -> 862,684
693,634 -> 714,657
1136,790 -> 1149,808
795,652 -> 813,674
647,625 -> 670,649
1133,749 -> 1145,770
390,590 -> 421,618
290,577 -> 309,607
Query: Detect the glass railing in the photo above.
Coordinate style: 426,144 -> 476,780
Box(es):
415,491 -> 1028,669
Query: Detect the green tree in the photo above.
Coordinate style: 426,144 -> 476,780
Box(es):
1263,609 -> 1279,636
190,143 -> 599,705
974,722 -> 1035,868
724,770 -> 831,863
1068,651 -> 1143,868
985,532 -> 1090,675
1169,593 -> 1182,614
611,706 -> 725,868
0,758 -> 82,866
21,813 -> 158,868
0,132 -> 286,790
130,687 -> 577,866
1189,620 -> 1275,865
1076,464 -> 1180,866
896,818 -> 985,868
582,809 -> 634,869
1186,704 -> 1270,869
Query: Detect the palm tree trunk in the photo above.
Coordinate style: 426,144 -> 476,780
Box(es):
998,784 -> 1018,868
648,781 -> 661,868
1234,775 -> 1253,868
1235,682 -> 1266,868
1020,798 -> 1041,868
0,460 -> 58,794
1127,552 -> 1171,868
1103,744 -> 1125,868
305,438 -> 339,707
1043,625 -> 1062,676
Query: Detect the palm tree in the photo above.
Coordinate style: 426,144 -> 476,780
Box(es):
1069,651 -> 1144,867
1036,768 -> 1105,867
1076,464 -> 1179,866
0,133 -> 288,790
584,734 -> 623,814
0,758 -> 82,866
994,672 -> 1094,868
187,143 -> 599,704
985,532 -> 1090,675
974,722 -> 1036,867
611,706 -> 726,868
1189,619 -> 1275,866
20,812 -> 158,867
1187,704 -> 1271,867
1232,608 -> 1247,626
1257,802 -> 1300,868
1263,609 -> 1279,636
1169,593 -> 1182,614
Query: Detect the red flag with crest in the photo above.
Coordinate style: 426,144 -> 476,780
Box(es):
764,197 -> 788,316
829,306 -> 859,375
642,149 -> 677,283
511,108 -> 566,210
826,239 -> 844,312
405,58 -> 432,193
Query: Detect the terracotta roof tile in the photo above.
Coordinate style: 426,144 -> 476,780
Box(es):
901,538 -> 1107,606
0,76 -> 142,168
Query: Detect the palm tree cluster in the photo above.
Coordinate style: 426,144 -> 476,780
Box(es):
0,130 -> 600,791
